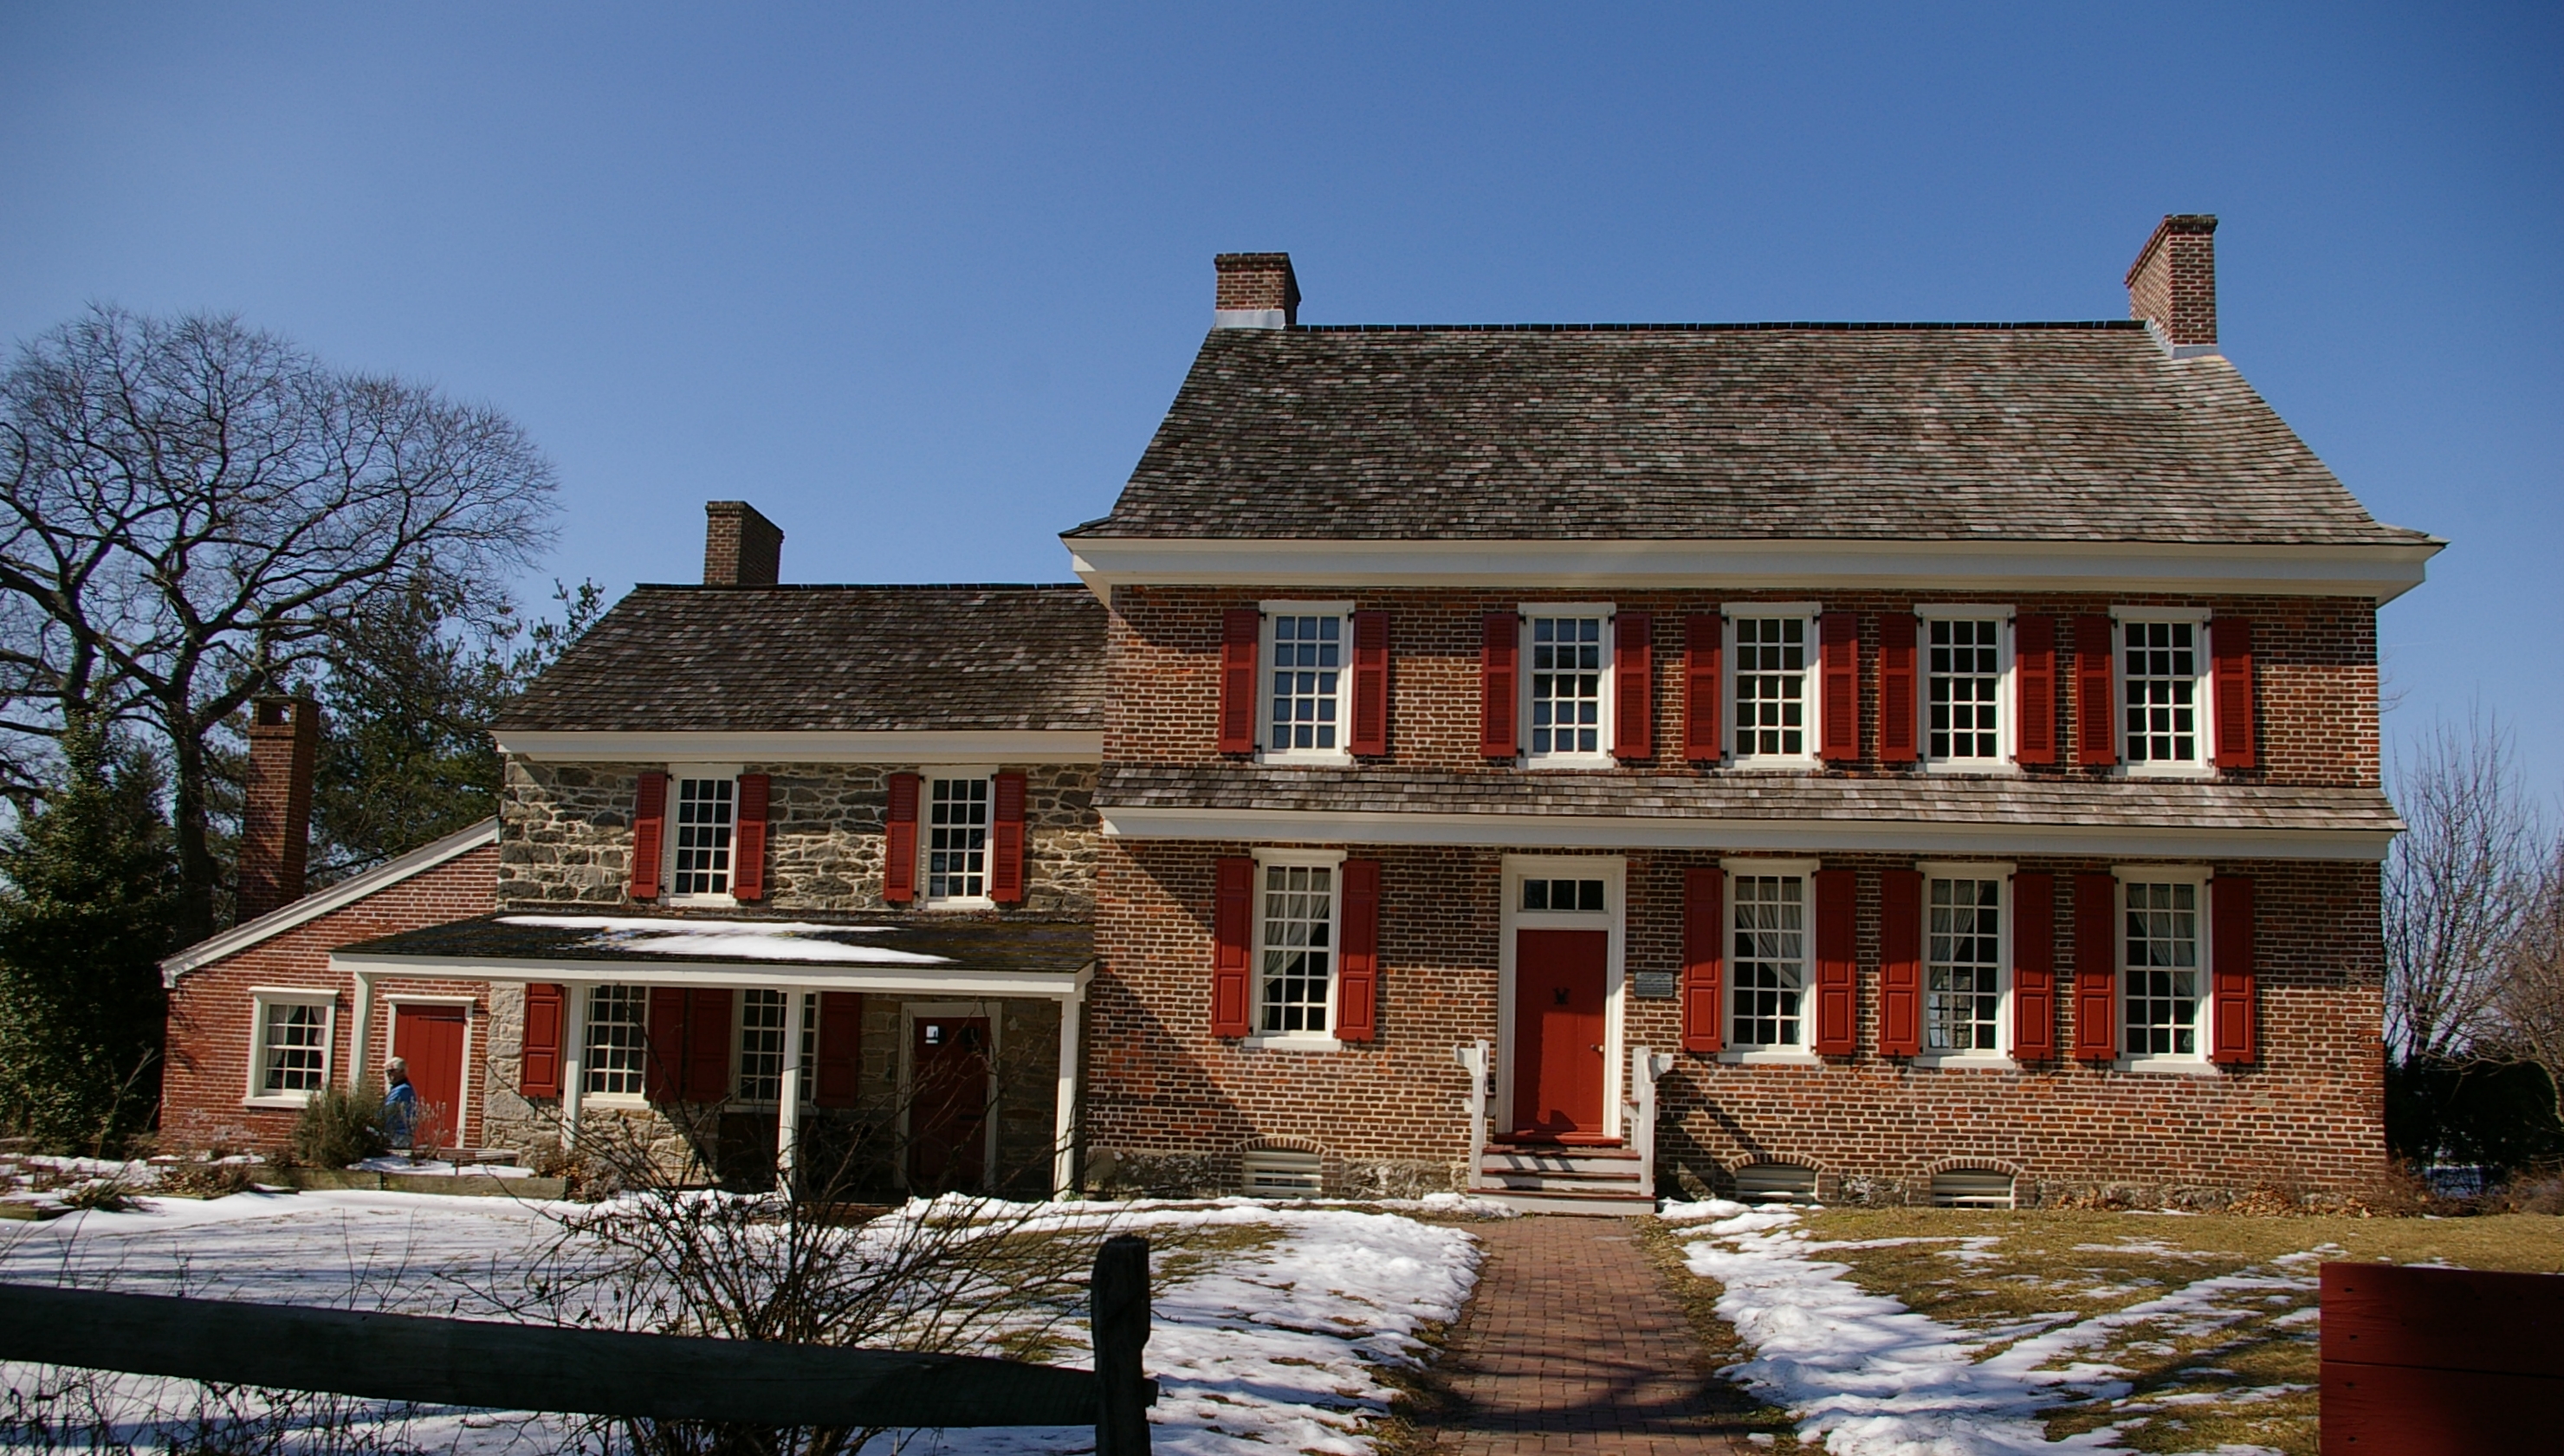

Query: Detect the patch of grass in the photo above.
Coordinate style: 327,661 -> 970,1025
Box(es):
1631,1218 -> 1807,1452
1357,1315 -> 1462,1456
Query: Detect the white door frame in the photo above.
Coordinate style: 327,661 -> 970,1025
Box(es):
384,993 -> 477,1149
896,1000 -> 1004,1191
1496,856 -> 1628,1140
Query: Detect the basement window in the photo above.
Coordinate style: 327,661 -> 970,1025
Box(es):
1931,1169 -> 2018,1209
1732,1162 -> 1819,1205
1240,1149 -> 1324,1197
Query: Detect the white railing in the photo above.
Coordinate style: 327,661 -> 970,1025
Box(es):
1454,1039 -> 1492,1192
1623,1045 -> 1671,1201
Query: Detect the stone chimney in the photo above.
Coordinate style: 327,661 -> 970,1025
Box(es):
2125,214 -> 2218,357
703,501 -> 783,586
1214,252 -> 1299,330
236,696 -> 320,922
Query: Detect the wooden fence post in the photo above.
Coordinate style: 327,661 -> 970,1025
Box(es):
1093,1233 -> 1152,1456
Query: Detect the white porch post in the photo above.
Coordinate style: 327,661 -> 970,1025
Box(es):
777,987 -> 809,1184
1051,988 -> 1083,1198
346,969 -> 373,1096
559,983 -> 587,1149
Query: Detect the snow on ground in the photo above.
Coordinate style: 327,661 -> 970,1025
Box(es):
1664,1198 -> 2309,1456
0,1187 -> 1481,1456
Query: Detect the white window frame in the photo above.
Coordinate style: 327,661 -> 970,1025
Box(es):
581,983 -> 652,1105
664,764 -> 742,907
1515,604 -> 1616,768
1913,861 -> 2015,1068
730,987 -> 794,1107
1722,604 -> 1821,771
1914,605 -> 2017,774
1257,600 -> 1356,765
1246,847 -> 1348,1052
382,993 -> 476,1143
245,988 -> 337,1108
2113,864 -> 2218,1074
2109,607 -> 2216,779
1717,857 -> 1820,1063
918,767 -> 997,909
1497,855 -> 1628,1137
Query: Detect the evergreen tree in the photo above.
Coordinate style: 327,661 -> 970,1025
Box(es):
0,718 -> 181,1151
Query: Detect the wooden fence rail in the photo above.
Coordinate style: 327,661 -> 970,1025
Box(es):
0,1234 -> 1156,1453
2320,1260 -> 2564,1453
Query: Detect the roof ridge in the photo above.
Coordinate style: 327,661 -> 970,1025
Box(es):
1286,320 -> 2147,335
630,581 -> 1091,593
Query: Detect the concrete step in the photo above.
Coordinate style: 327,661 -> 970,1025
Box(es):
1480,1167 -> 1648,1192
1480,1147 -> 1642,1179
1474,1187 -> 1657,1217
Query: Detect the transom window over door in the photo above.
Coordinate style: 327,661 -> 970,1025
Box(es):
1927,620 -> 2003,761
584,985 -> 648,1096
1927,877 -> 2002,1052
1259,863 -> 1335,1035
1526,615 -> 1604,756
2123,620 -> 2200,765
671,776 -> 735,896
1267,614 -> 1343,752
2125,880 -> 2201,1057
1730,875 -> 1806,1048
1733,618 -> 1809,759
927,776 -> 989,900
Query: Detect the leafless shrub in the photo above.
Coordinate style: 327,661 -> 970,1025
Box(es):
2493,834 -> 2564,1125
2385,714 -> 2542,1065
0,1364 -> 437,1456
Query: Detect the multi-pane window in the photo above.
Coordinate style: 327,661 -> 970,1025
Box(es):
1733,618 -> 1809,758
585,985 -> 649,1096
1267,615 -> 1342,752
259,1001 -> 329,1094
1730,875 -> 1806,1048
1522,878 -> 1606,912
1258,863 -> 1335,1035
671,777 -> 735,896
1927,620 -> 2004,761
2124,881 -> 2201,1057
1526,616 -> 1604,756
1926,878 -> 2003,1052
927,777 -> 989,900
737,989 -> 788,1102
799,993 -> 819,1103
2122,621 -> 2200,765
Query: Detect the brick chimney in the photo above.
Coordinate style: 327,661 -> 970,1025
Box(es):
236,696 -> 320,922
703,501 -> 783,586
2125,214 -> 2218,357
1214,253 -> 1299,330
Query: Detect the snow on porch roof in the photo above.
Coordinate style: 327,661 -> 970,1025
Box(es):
333,911 -> 1095,977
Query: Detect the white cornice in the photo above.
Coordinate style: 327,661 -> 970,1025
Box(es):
1065,536 -> 2441,604
329,951 -> 1094,1000
1097,805 -> 2392,862
491,730 -> 1103,764
162,819 -> 500,985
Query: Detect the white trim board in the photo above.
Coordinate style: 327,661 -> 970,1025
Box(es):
328,952 -> 1097,1000
162,819 -> 499,986
492,730 -> 1102,764
1096,806 -> 2392,862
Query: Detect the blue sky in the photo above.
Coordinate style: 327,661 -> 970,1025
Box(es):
3,4 -> 2557,790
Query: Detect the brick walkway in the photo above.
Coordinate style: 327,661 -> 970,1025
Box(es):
1431,1215 -> 1757,1455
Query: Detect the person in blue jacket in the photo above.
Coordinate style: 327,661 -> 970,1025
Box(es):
381,1058 -> 418,1149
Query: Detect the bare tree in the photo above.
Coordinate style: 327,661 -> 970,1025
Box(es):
2382,713 -> 2541,1064
0,306 -> 556,942
2496,837 -> 2564,1123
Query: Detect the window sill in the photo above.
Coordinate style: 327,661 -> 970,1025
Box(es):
2115,1056 -> 2223,1077
1241,1034 -> 1343,1053
1257,751 -> 1355,767
1920,761 -> 2023,777
1716,1050 -> 1822,1066
579,1093 -> 651,1108
2120,764 -> 2217,781
664,896 -> 740,909
243,1094 -> 317,1110
1912,1054 -> 2019,1071
1724,760 -> 1819,774
921,897 -> 996,912
1521,755 -> 1616,771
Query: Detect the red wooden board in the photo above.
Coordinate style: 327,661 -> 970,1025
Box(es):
2320,1262 -> 2564,1378
2319,1362 -> 2564,1453
1511,929 -> 1606,1136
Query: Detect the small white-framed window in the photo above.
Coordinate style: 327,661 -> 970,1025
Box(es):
2113,609 -> 2212,773
1521,605 -> 1613,763
583,985 -> 650,1097
1918,605 -> 2012,768
1253,849 -> 1344,1043
736,988 -> 789,1103
1925,874 -> 2005,1055
2119,870 -> 2209,1064
248,991 -> 335,1105
1725,865 -> 1812,1052
1260,602 -> 1352,760
667,769 -> 739,902
1726,605 -> 1818,767
923,772 -> 993,904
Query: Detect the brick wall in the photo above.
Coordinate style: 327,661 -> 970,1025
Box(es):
161,844 -> 499,1153
498,759 -> 1100,914
1085,837 -> 2385,1202
1104,586 -> 2377,787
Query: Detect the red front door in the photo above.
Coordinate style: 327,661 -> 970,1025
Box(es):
909,1017 -> 991,1192
392,1005 -> 467,1152
1512,929 -> 1608,1137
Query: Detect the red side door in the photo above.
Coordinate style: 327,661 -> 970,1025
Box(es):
392,1005 -> 467,1151
1512,929 -> 1608,1137
909,1017 -> 991,1192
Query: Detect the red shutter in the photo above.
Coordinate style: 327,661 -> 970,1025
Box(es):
1814,869 -> 1857,1055
1681,867 -> 1724,1052
1337,858 -> 1382,1042
2211,876 -> 2257,1064
644,987 -> 687,1103
1879,614 -> 1918,765
1819,613 -> 1859,763
630,771 -> 668,900
1612,612 -> 1653,761
1684,613 -> 1723,763
813,992 -> 863,1108
519,984 -> 564,1098
732,773 -> 770,901
1479,613 -> 1518,759
2073,873 -> 2118,1060
2014,616 -> 2056,766
1211,857 -> 1254,1037
990,771 -> 1028,903
883,772 -> 920,903
2010,873 -> 2057,1060
2075,616 -> 2117,767
1218,608 -> 1260,754
685,989 -> 733,1103
1879,870 -> 1922,1057
1350,611 -> 1390,756
2211,618 -> 2256,770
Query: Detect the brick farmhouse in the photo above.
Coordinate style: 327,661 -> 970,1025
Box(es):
161,216 -> 2438,1209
